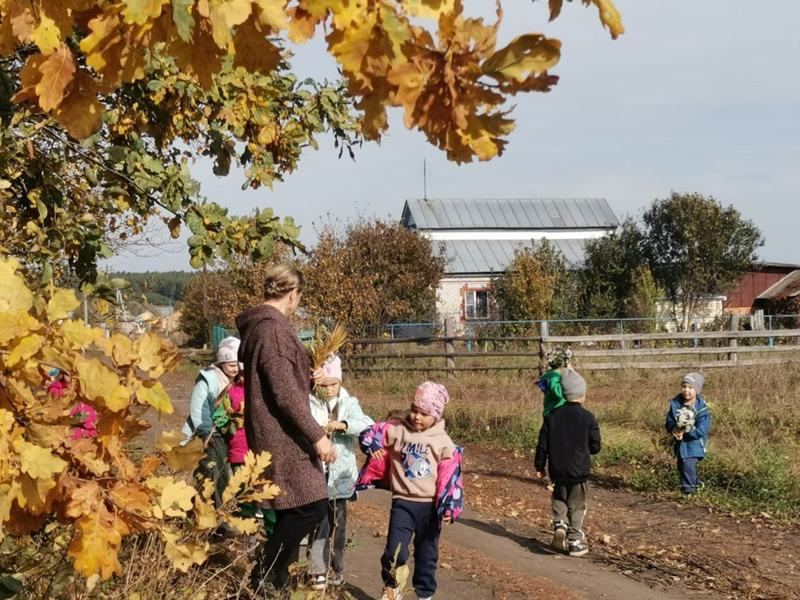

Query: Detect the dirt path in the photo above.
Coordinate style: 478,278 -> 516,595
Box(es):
156,369 -> 799,600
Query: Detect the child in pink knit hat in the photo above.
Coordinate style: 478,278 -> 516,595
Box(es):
365,381 -> 459,600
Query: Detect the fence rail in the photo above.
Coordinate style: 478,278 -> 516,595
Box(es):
345,318 -> 800,376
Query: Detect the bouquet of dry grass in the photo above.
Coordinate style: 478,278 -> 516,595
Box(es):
304,323 -> 348,372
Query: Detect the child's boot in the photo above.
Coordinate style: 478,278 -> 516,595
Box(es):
550,524 -> 568,552
568,540 -> 589,557
380,586 -> 403,600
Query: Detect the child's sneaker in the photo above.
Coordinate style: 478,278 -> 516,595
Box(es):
330,572 -> 344,586
380,586 -> 403,600
568,541 -> 589,557
550,528 -> 568,552
310,574 -> 326,590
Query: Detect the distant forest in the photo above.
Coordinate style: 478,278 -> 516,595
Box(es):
112,271 -> 195,306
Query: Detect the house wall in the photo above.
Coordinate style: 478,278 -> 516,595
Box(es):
724,271 -> 790,312
437,276 -> 492,325
655,298 -> 725,331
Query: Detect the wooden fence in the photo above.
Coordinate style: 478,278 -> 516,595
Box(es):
345,317 -> 800,376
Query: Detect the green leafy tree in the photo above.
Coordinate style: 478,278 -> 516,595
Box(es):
579,219 -> 658,327
492,240 -> 573,332
642,192 -> 763,329
302,220 -> 445,337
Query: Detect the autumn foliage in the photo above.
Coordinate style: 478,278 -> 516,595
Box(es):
302,220 -> 445,337
1,0 -> 622,163
0,257 -> 278,585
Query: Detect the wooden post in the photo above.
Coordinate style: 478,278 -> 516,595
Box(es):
444,317 -> 456,379
729,313 -> 739,362
538,320 -> 549,375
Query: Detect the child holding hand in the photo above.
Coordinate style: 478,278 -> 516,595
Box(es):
665,372 -> 710,494
356,382 -> 463,600
307,355 -> 374,590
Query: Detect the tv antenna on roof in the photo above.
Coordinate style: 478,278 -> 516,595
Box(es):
423,158 -> 427,200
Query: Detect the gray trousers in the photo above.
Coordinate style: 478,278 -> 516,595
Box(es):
551,481 -> 587,542
309,499 -> 348,575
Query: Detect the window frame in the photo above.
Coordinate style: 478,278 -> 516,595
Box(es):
463,288 -> 490,320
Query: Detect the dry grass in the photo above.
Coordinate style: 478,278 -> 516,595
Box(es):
351,362 -> 800,518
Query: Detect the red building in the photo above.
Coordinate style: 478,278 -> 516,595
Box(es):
724,263 -> 800,314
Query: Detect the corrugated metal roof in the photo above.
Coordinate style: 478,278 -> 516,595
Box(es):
757,270 -> 800,300
439,239 -> 587,275
403,198 -> 619,230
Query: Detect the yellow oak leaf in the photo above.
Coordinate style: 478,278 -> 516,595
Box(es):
0,310 -> 43,346
32,14 -> 61,55
121,0 -> 170,25
14,438 -> 68,479
134,331 -> 163,374
5,0 -> 35,44
225,515 -> 260,534
68,508 -> 123,579
193,497 -> 218,530
108,482 -> 152,513
53,69 -> 104,138
481,34 -> 561,83
16,472 -> 57,514
46,287 -> 81,321
159,480 -> 196,517
135,380 -> 173,414
6,333 -> 44,367
162,530 -> 208,572
232,19 -> 282,74
104,435 -> 139,480
162,436 -> 204,472
404,0 -> 456,20
64,480 -> 102,519
207,0 -> 252,47
154,428 -> 185,453
74,357 -> 130,411
65,436 -> 110,476
253,0 -> 288,31
59,319 -> 94,348
0,258 -> 34,314
144,475 -> 174,493
139,455 -> 162,478
25,423 -> 71,449
584,0 -> 624,39
110,333 -> 137,367
286,5 -> 319,43
0,482 -> 18,538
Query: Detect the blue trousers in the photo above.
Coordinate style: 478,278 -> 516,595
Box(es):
677,456 -> 703,494
381,499 -> 441,598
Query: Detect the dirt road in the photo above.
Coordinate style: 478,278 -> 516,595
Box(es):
158,371 -> 799,600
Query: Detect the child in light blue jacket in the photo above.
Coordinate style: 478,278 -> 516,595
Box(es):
307,355 -> 374,589
665,372 -> 711,494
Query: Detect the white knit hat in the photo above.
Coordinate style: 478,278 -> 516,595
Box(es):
216,336 -> 240,364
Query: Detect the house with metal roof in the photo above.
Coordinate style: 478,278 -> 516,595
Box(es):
401,198 -> 620,324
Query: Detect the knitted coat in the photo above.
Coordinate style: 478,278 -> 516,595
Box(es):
236,304 -> 327,510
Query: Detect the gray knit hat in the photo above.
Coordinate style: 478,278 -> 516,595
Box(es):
561,368 -> 587,401
682,372 -> 704,395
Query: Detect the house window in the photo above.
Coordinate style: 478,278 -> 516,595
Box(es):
464,289 -> 489,320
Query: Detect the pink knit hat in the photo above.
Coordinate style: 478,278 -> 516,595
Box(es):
412,381 -> 450,420
320,355 -> 343,382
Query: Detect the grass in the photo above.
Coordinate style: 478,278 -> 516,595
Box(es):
352,362 -> 800,519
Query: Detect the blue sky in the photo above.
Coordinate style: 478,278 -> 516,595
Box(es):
104,0 -> 800,272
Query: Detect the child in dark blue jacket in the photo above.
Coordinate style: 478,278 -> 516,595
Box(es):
665,372 -> 711,494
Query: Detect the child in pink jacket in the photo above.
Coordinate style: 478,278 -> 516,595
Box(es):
357,382 -> 463,600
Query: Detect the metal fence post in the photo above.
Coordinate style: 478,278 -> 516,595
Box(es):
445,317 -> 456,379
619,319 -> 625,350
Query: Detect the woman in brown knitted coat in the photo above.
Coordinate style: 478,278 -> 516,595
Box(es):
236,263 -> 336,595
